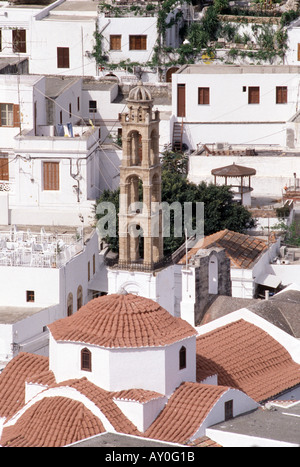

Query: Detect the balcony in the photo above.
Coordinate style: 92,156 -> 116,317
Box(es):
0,180 -> 15,194
0,226 -> 83,268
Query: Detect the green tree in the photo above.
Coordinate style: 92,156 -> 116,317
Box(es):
95,169 -> 255,256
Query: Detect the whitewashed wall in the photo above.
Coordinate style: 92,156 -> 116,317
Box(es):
29,11 -> 97,76
50,333 -> 196,396
171,66 -> 300,149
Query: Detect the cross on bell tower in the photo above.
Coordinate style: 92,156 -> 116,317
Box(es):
118,81 -> 163,269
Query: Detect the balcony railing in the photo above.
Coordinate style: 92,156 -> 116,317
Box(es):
0,180 -> 15,194
0,227 -> 83,268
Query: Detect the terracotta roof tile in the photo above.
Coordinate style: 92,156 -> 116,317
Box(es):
48,294 -> 196,348
187,436 -> 222,447
0,352 -> 54,419
144,382 -> 228,444
55,378 -> 141,436
179,229 -> 267,269
196,319 -> 300,402
112,388 -> 164,403
0,396 -> 105,447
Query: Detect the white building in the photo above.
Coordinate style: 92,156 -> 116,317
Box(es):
96,1 -> 185,83
0,0 -> 187,82
0,293 -> 263,446
0,0 -> 98,77
0,226 -> 105,368
171,64 -> 300,151
0,73 -> 122,226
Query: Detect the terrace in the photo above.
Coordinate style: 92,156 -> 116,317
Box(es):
0,226 -> 83,268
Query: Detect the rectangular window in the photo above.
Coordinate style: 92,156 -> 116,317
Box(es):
77,97 -> 80,112
89,100 -> 97,113
69,103 -> 72,118
93,254 -> 95,275
43,161 -> 59,191
248,86 -> 260,104
298,43 -> 300,61
0,30 -> 2,52
88,261 -> 90,282
225,400 -> 233,421
110,35 -> 121,50
0,157 -> 9,181
198,87 -> 210,105
177,84 -> 186,117
57,47 -> 70,68
276,86 -> 287,104
12,29 -> 26,53
26,290 -> 35,303
0,104 -> 20,127
129,35 -> 147,50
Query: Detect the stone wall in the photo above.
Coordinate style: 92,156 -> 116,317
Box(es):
193,248 -> 231,325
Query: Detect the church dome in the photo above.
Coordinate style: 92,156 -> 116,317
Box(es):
48,293 -> 196,349
127,81 -> 152,102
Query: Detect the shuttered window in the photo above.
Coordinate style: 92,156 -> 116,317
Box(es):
248,86 -> 260,104
12,29 -> 26,53
177,84 -> 186,117
0,104 -> 19,127
276,86 -> 287,104
198,87 -> 210,105
43,162 -> 59,191
129,35 -> 147,50
110,35 -> 121,50
57,47 -> 70,68
0,157 -> 8,181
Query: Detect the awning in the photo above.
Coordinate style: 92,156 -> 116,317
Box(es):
255,273 -> 281,289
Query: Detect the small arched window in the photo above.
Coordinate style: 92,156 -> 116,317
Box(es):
77,285 -> 83,311
81,347 -> 92,372
179,346 -> 186,370
67,292 -> 73,316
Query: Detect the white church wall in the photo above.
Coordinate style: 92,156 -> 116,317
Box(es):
192,388 -> 259,441
164,338 -> 196,396
114,396 -> 167,433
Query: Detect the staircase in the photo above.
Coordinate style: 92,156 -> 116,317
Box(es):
172,121 -> 183,152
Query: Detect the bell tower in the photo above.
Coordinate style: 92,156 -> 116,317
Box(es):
118,81 -> 163,269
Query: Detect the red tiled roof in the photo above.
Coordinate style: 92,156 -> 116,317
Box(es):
48,293 -> 196,348
112,388 -> 164,403
0,352 -> 55,419
0,396 -> 105,447
188,436 -> 222,447
178,229 -> 267,269
56,378 -> 141,436
144,382 -> 228,444
196,319 -> 300,402
0,377 -> 142,447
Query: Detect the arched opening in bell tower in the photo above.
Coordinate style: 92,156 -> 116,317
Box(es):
128,130 -> 142,166
150,129 -> 159,166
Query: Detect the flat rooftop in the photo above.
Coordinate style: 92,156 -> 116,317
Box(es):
177,64 -> 300,75
53,0 -> 98,12
208,401 -> 300,446
0,306 -> 47,324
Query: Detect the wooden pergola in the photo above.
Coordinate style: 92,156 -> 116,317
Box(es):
212,163 -> 256,205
